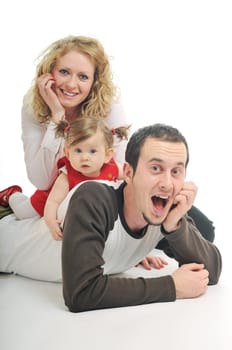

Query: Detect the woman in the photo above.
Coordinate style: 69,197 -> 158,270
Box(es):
21,35 -> 128,190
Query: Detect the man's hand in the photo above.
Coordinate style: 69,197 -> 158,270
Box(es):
172,263 -> 209,299
163,181 -> 198,232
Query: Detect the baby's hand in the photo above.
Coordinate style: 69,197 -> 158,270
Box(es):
136,255 -> 168,270
47,219 -> 63,240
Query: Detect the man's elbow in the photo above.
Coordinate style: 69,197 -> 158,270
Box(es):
209,269 -> 222,285
208,260 -> 222,285
65,298 -> 98,313
63,290 -> 98,313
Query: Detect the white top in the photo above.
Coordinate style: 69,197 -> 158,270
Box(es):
21,93 -> 129,189
0,180 -> 161,282
57,180 -> 163,275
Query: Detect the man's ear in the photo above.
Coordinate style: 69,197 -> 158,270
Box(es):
104,148 -> 114,163
123,162 -> 133,183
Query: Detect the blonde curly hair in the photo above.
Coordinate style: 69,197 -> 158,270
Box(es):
28,35 -> 117,123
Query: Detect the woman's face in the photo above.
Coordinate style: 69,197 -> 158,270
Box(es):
52,50 -> 95,111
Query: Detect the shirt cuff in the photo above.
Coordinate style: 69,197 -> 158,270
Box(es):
41,122 -> 63,153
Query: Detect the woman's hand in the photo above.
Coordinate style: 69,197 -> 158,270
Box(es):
37,73 -> 65,124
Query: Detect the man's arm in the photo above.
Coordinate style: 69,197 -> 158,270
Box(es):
62,182 -> 222,312
160,180 -> 222,285
161,216 -> 222,285
62,182 -> 176,312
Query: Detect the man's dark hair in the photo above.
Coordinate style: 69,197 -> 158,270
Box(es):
125,123 -> 189,172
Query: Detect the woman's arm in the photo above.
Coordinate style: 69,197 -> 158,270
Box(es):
21,94 -> 64,189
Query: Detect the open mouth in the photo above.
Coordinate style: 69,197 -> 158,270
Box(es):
61,89 -> 78,97
151,195 -> 168,210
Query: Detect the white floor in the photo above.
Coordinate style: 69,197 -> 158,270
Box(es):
1,246 -> 231,350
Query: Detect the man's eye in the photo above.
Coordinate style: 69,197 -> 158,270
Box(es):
79,74 -> 88,81
172,168 -> 183,176
152,165 -> 160,172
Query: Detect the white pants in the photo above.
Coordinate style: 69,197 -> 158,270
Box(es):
0,183 -> 82,282
0,215 -> 62,282
0,180 -> 117,282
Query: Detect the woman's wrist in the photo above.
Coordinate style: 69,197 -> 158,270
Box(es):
51,112 -> 65,124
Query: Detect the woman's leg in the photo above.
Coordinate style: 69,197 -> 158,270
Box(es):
187,205 -> 215,242
9,192 -> 38,219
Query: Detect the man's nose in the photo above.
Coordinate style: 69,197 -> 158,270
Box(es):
159,172 -> 173,190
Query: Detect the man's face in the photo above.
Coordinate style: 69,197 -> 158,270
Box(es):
124,137 -> 187,227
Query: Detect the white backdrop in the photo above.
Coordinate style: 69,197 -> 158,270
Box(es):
1,0 -> 231,255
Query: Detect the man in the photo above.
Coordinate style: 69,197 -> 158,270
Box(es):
62,123 -> 222,312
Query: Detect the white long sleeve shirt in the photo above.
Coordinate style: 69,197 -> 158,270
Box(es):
21,93 -> 129,190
